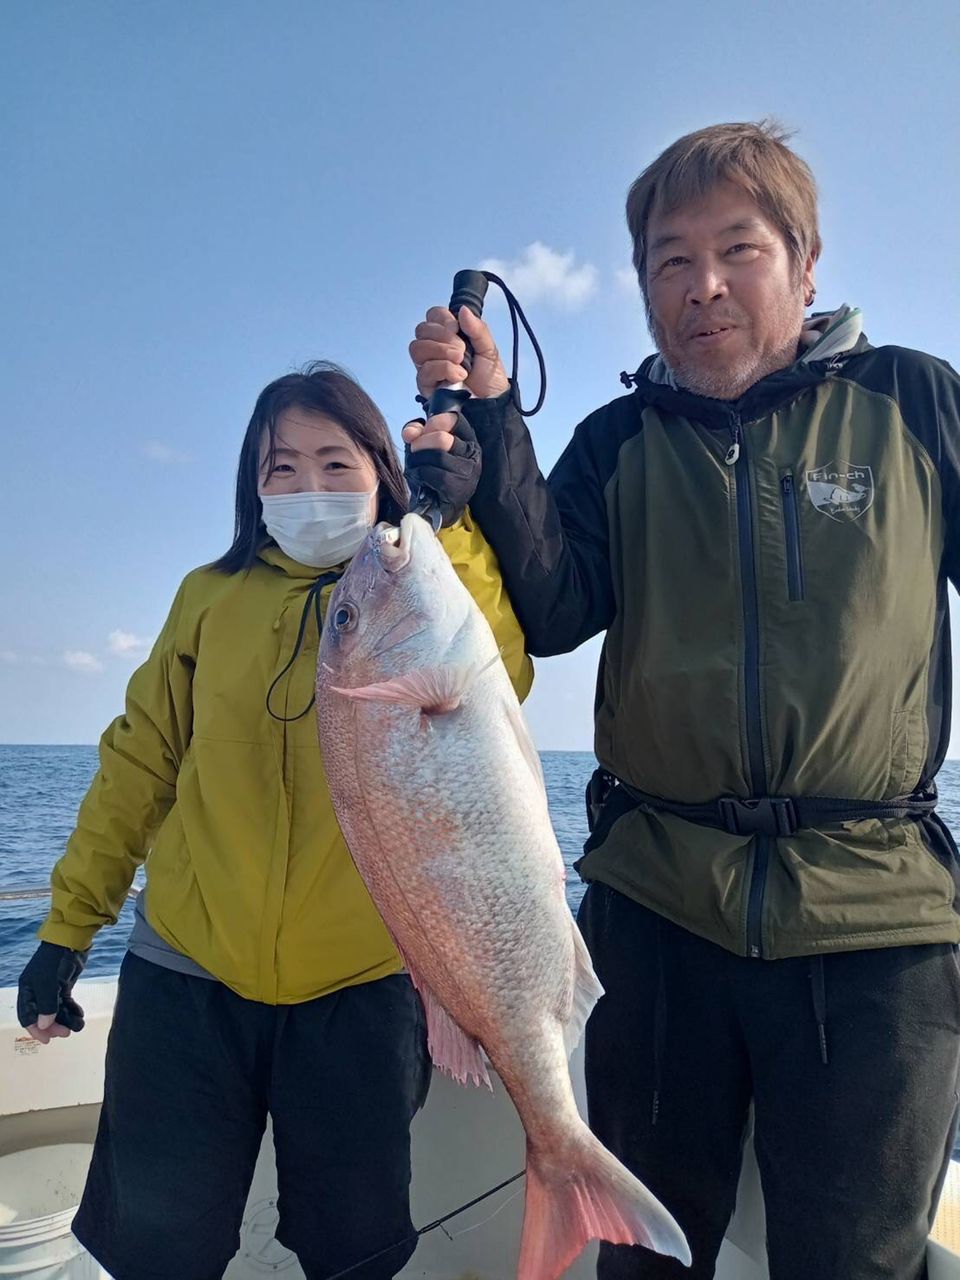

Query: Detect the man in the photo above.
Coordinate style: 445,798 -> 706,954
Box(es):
404,121 -> 960,1278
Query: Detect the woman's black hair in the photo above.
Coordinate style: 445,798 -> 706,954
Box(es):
213,361 -> 408,573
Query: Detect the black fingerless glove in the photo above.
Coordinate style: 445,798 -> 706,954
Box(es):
404,412 -> 481,528
17,940 -> 88,1032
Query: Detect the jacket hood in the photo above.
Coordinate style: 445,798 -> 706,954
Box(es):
627,304 -> 872,427
256,541 -> 349,581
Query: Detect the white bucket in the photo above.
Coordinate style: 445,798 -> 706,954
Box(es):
0,1144 -> 102,1277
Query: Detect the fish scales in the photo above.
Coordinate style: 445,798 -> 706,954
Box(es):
317,514 -> 690,1278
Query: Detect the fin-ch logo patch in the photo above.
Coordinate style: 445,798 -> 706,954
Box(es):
805,462 -> 874,521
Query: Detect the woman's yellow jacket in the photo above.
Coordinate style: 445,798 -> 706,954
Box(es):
39,517 -> 533,1003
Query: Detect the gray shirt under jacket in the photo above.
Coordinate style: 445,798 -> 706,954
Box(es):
127,890 -> 216,981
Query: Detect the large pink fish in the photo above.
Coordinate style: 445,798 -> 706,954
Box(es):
316,515 -> 690,1278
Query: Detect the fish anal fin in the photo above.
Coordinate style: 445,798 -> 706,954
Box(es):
407,963 -> 491,1090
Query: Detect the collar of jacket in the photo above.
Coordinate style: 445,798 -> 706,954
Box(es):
256,541 -> 349,581
623,309 -> 873,429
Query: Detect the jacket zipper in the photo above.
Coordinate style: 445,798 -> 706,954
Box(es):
746,836 -> 769,959
780,474 -> 805,602
728,418 -> 768,957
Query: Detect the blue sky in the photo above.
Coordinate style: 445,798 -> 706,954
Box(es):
2,1 -> 958,751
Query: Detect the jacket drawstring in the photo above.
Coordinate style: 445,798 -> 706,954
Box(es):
809,953 -> 829,1065
651,914 -> 666,1125
266,571 -> 341,723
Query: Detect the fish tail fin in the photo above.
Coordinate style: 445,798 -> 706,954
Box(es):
518,1131 -> 691,1280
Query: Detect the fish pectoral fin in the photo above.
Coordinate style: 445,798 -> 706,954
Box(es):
408,966 -> 491,1090
331,661 -> 486,715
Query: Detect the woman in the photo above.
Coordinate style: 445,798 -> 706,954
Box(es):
16,362 -> 532,1280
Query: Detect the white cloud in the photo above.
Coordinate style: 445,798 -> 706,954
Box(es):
0,650 -> 46,666
4,635 -> 151,675
478,242 -> 598,311
107,629 -> 152,657
63,650 -> 104,674
616,266 -> 639,294
141,440 -> 191,464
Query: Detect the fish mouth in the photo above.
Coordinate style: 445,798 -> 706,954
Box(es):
373,519 -> 412,574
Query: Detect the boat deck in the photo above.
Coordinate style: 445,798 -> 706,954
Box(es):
2,979 -> 959,1279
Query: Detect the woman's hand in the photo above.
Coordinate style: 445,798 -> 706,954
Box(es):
17,941 -> 88,1043
403,413 -> 481,527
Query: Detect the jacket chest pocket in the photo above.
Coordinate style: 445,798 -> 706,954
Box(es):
779,473 -> 805,602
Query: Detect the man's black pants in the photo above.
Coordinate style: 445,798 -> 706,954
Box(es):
72,954 -> 431,1280
577,882 -> 960,1279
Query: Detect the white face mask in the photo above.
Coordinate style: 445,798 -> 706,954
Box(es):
260,489 -> 378,568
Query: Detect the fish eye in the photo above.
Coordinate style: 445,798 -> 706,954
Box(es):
332,602 -> 358,632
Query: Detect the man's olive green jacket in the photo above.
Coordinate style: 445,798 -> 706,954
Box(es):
465,324 -> 960,958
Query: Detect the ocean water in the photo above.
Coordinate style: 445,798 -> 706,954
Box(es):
3,745 -> 960,988
0,744 -> 597,986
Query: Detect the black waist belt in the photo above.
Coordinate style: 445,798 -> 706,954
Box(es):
586,769 -> 938,843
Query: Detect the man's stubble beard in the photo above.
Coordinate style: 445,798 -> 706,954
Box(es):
647,293 -> 805,401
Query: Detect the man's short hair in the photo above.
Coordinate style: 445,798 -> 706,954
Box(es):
626,120 -> 822,297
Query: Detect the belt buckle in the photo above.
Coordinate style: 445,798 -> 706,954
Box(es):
718,796 -> 797,837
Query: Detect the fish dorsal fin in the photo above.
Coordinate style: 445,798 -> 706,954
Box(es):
506,699 -> 547,796
332,662 -> 475,715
